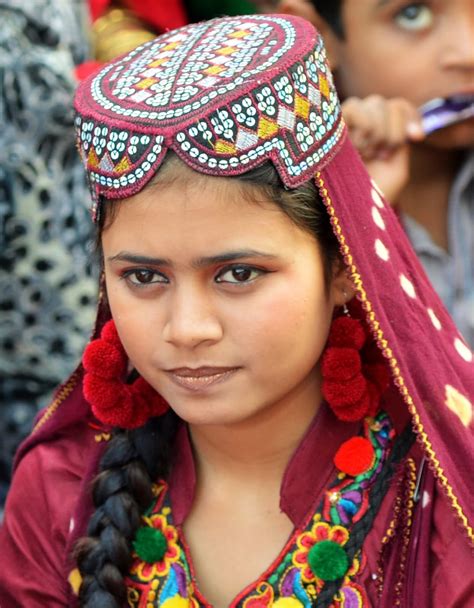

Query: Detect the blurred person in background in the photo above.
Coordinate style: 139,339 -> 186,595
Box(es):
279,0 -> 474,346
87,0 -> 267,67
0,0 -> 98,512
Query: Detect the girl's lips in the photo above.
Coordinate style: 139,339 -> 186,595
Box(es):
165,367 -> 240,392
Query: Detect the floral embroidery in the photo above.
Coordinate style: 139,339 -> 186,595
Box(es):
130,508 -> 181,582
126,411 -> 395,607
293,517 -> 349,584
126,498 -> 193,607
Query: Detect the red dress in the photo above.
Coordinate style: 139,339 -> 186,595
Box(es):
0,402 -> 471,607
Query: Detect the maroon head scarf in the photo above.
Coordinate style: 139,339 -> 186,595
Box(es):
17,14 -> 473,549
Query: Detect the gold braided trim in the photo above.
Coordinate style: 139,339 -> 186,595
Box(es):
375,492 -> 400,597
393,458 -> 417,606
32,371 -> 80,434
315,172 -> 473,544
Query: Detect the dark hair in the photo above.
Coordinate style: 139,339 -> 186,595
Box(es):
310,0 -> 345,38
77,158 -> 341,606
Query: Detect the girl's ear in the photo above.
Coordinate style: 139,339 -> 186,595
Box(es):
330,262 -> 356,307
277,0 -> 341,70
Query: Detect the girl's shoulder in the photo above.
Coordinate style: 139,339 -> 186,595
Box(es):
0,418 -> 109,607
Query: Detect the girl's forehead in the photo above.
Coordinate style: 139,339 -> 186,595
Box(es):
102,179 -> 312,257
108,177 -> 287,230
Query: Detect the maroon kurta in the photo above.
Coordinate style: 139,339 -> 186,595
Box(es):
0,401 -> 471,606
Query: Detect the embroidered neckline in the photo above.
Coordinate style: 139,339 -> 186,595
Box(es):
124,411 -> 407,607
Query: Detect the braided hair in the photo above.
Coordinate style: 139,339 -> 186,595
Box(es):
76,157 -> 341,606
75,412 -> 179,607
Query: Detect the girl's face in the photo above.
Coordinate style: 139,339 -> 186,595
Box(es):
102,174 -> 349,427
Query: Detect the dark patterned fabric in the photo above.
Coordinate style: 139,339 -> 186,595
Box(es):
0,0 -> 97,510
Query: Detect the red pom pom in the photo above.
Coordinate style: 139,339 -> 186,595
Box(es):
322,347 -> 361,381
83,340 -> 126,378
331,393 -> 371,422
101,319 -> 123,346
328,317 -> 366,350
334,437 -> 375,476
133,377 -> 169,418
96,392 -> 135,428
82,319 -> 169,429
323,374 -> 367,407
83,375 -> 124,411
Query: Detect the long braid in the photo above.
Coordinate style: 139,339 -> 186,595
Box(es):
76,410 -> 179,607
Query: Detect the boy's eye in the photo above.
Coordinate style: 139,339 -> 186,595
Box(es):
215,265 -> 263,284
124,269 -> 167,285
394,4 -> 434,30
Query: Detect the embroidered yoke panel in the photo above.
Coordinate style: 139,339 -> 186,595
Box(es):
125,411 -> 406,607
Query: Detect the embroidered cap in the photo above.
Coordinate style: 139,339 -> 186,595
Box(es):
74,14 -> 343,216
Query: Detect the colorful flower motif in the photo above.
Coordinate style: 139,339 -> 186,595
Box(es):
322,480 -> 369,526
293,517 -> 349,584
242,582 -> 274,607
130,509 -> 181,582
332,581 -> 369,608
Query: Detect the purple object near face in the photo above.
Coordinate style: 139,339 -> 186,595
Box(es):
420,94 -> 474,134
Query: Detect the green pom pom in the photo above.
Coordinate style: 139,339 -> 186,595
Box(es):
133,526 -> 167,564
307,540 -> 349,581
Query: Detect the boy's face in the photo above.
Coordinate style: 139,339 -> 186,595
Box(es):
283,0 -> 474,148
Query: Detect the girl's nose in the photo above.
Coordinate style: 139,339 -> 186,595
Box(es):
162,286 -> 223,348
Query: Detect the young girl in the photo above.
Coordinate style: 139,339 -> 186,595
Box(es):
0,14 -> 472,608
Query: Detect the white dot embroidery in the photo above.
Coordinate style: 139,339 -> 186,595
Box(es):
454,337 -> 473,363
375,238 -> 389,261
371,206 -> 385,230
445,384 -> 472,427
427,308 -> 441,330
371,186 -> 384,209
400,274 -> 416,298
422,491 -> 431,509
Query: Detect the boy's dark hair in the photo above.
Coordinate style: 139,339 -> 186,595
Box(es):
310,0 -> 345,38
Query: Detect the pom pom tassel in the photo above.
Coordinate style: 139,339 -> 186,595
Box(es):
322,315 -> 390,422
83,320 -> 169,429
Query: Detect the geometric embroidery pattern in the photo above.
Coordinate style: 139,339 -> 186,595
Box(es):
74,15 -> 344,215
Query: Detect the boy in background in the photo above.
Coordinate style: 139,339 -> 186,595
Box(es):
279,0 -> 474,346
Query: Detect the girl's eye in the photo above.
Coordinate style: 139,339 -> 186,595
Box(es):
215,265 -> 263,284
394,4 -> 434,31
123,269 -> 167,286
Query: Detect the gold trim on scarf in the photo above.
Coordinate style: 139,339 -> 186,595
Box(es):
315,172 -> 473,545
32,370 -> 80,433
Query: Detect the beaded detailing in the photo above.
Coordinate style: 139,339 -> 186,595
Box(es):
124,411 -> 405,607
74,15 -> 343,214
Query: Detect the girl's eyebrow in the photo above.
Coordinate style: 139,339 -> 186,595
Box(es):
107,250 -> 279,268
